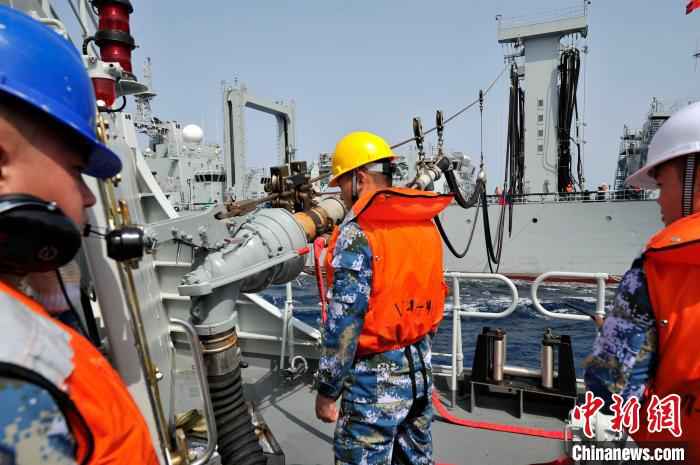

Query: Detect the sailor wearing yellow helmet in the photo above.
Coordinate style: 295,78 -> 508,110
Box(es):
314,131 -> 453,464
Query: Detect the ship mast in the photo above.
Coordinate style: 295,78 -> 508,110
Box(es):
496,3 -> 588,193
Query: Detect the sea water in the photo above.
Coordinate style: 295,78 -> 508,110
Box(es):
260,274 -> 612,377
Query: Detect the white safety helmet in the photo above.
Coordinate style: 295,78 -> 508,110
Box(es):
626,102 -> 700,189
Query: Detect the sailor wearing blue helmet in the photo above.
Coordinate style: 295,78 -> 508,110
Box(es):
0,6 -> 158,464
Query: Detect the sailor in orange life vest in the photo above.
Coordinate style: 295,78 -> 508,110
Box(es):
314,131 -> 452,464
585,101 -> 700,461
0,6 -> 158,465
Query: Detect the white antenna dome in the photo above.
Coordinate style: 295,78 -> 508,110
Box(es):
182,124 -> 204,144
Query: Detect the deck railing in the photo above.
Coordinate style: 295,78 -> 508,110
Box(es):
435,271 -> 608,406
275,270 -> 608,402
483,189 -> 656,206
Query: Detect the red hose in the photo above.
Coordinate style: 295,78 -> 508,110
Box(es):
313,237 -> 328,323
431,389 -> 570,441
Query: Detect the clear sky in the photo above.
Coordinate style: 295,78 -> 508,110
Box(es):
59,0 -> 699,188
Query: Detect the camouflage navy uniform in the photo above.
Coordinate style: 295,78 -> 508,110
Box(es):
318,220 -> 434,465
584,257 -> 656,408
0,379 -> 76,464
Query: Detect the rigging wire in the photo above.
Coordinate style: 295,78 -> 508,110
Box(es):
581,41 -> 588,185
478,82 -> 508,272
480,89 -> 485,166
390,65 -> 508,150
391,65 -> 510,264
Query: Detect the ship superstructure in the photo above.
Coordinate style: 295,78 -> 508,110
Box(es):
496,4 -> 588,194
614,98 -> 671,191
125,4 -> 663,278
138,121 -> 227,212
133,64 -> 308,211
435,5 -> 664,278
130,59 -> 227,212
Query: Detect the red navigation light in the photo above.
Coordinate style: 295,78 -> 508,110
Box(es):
91,0 -> 135,75
99,42 -> 133,74
97,3 -> 130,33
92,77 -> 116,107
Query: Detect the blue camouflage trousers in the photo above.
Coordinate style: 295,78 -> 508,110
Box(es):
334,394 -> 433,465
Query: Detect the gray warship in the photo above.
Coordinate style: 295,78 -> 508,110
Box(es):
2,1 -> 692,465
129,4 -> 667,281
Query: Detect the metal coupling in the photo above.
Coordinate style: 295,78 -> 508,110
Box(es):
413,164 -> 443,191
200,329 -> 240,377
293,196 -> 346,240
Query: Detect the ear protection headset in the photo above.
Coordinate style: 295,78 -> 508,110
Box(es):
682,154 -> 697,217
0,194 -> 82,274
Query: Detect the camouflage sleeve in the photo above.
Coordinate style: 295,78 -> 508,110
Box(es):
0,378 -> 77,464
584,258 -> 657,408
317,222 -> 372,400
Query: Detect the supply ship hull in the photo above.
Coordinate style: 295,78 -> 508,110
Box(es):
440,196 -> 662,278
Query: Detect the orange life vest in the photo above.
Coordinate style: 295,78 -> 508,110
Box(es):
325,187 -> 452,356
0,280 -> 159,465
632,212 -> 700,461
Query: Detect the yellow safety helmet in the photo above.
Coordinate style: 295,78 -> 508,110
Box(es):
328,131 -> 396,187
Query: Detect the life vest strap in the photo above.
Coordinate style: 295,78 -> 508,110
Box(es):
404,341 -> 429,400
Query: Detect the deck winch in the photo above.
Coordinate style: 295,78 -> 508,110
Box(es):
468,327 -> 577,420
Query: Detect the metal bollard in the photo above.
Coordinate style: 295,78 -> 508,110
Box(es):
541,328 -> 556,389
492,328 -> 506,383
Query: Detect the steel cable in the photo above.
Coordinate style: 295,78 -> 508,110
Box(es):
390,66 -> 508,150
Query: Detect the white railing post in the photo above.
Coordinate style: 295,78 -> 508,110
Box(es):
451,273 -> 519,319
441,272 -> 520,407
531,271 -> 609,321
435,271 -> 607,406
433,270 -> 609,399
451,275 -> 461,408
280,281 -> 294,370
287,282 -> 295,361
596,275 -> 607,317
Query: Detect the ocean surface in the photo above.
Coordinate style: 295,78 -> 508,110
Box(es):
260,274 -> 613,377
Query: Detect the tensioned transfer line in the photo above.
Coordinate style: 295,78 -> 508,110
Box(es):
390,65 -> 508,150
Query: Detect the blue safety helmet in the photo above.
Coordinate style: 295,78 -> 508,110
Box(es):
0,6 -> 121,178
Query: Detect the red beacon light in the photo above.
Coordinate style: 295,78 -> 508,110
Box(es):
92,76 -> 117,108
85,0 -> 137,110
91,0 -> 135,77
